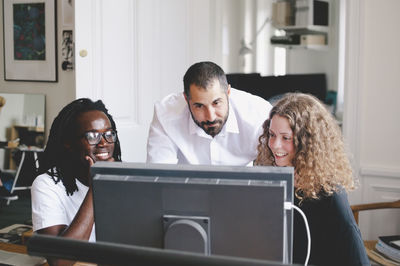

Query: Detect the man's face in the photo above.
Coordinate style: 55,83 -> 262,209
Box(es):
185,80 -> 230,137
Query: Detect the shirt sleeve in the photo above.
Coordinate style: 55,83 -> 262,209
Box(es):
146,106 -> 179,164
31,174 -> 69,232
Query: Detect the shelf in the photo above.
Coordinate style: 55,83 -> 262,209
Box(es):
275,25 -> 329,34
271,27 -> 328,50
272,44 -> 328,51
271,0 -> 330,51
13,125 -> 44,132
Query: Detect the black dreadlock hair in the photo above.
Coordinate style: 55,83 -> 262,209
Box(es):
38,98 -> 122,196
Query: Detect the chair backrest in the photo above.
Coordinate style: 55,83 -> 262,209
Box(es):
351,200 -> 400,225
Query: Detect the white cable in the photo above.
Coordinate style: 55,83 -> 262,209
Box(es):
284,202 -> 311,266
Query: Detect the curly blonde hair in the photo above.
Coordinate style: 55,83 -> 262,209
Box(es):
255,93 -> 355,201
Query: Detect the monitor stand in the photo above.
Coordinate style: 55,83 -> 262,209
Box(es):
163,215 -> 210,255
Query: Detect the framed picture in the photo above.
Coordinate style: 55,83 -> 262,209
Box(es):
3,0 -> 57,82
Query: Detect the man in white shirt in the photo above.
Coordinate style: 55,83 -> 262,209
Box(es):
146,61 -> 272,165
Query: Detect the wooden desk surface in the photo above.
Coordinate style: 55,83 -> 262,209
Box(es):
0,240 -> 96,266
0,242 -> 48,266
0,242 -> 27,254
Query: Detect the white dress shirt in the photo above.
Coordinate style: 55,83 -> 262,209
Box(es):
146,88 -> 272,165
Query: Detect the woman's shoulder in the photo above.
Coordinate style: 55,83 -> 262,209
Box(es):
328,189 -> 351,208
296,190 -> 351,214
306,189 -> 350,211
318,190 -> 358,226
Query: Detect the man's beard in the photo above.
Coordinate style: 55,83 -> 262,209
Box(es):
189,106 -> 229,137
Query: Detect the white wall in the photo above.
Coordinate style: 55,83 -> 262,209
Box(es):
0,93 -> 24,169
0,94 -> 24,140
359,2 -> 400,169
23,94 -> 45,127
221,0 -> 275,75
344,0 -> 400,240
220,0 -> 243,73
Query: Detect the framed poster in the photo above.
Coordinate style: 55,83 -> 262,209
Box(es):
3,0 -> 57,82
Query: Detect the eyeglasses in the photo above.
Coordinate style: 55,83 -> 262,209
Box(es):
83,130 -> 117,145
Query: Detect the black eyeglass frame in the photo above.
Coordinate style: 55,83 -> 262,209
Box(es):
83,130 -> 118,145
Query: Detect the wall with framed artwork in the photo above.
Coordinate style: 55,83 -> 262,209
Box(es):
0,0 -> 75,139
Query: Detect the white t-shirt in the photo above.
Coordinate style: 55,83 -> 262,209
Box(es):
146,88 -> 272,165
31,173 -> 96,242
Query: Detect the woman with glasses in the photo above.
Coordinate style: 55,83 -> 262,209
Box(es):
31,98 -> 121,247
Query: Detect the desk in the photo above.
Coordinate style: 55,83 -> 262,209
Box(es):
21,229 -> 34,245
0,242 -> 27,253
0,242 -> 48,265
0,241 -> 94,266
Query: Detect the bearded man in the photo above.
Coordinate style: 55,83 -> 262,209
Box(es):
146,61 -> 272,165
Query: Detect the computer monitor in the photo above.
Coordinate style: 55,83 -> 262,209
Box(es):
91,162 -> 294,264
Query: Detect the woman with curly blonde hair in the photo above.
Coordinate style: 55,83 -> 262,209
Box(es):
255,93 -> 368,266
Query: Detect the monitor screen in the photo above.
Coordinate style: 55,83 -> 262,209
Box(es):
91,162 -> 294,264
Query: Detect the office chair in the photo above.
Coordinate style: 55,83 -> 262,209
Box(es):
351,200 -> 400,266
6,147 -> 43,205
351,200 -> 400,225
